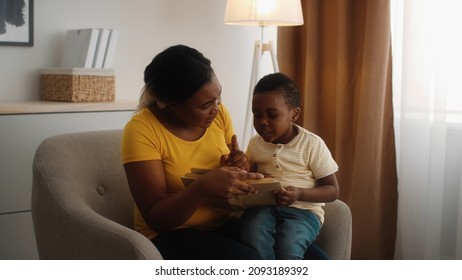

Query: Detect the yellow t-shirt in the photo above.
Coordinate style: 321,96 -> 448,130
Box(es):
121,104 -> 234,239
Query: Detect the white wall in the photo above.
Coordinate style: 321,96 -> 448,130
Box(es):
0,0 -> 277,141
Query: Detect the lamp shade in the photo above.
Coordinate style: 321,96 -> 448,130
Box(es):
224,0 -> 304,27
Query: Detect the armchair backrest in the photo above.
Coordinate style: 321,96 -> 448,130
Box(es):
32,129 -> 133,227
32,129 -> 161,259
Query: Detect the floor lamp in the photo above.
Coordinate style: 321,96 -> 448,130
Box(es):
224,0 -> 304,147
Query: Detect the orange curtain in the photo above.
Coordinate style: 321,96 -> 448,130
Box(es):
278,0 -> 398,259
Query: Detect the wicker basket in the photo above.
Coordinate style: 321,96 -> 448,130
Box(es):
40,68 -> 115,102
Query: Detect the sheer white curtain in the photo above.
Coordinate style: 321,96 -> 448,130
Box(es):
391,0 -> 462,259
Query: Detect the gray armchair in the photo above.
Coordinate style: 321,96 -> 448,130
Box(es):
31,130 -> 352,260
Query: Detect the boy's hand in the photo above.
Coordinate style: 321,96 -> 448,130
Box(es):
274,186 -> 300,207
220,135 -> 250,171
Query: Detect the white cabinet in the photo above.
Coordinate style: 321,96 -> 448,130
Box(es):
0,102 -> 136,259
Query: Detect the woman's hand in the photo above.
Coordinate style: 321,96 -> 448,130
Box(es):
220,135 -> 250,171
191,166 -> 263,199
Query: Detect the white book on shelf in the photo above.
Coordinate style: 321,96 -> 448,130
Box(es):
92,28 -> 110,68
102,29 -> 119,68
60,28 -> 100,68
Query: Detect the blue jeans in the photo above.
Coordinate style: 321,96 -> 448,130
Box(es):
240,206 -> 321,260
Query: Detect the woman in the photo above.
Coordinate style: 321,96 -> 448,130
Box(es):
121,45 -> 263,259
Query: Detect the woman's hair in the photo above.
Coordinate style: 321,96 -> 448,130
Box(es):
138,45 -> 214,110
253,72 -> 300,108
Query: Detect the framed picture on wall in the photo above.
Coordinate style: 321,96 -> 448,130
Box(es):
0,0 -> 34,46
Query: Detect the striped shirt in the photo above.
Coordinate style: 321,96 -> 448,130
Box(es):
246,124 -> 339,223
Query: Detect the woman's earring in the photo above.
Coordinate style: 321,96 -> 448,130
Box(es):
156,101 -> 166,109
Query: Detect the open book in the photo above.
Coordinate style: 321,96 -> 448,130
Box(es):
180,168 -> 283,211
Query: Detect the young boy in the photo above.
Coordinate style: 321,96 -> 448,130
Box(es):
240,73 -> 340,260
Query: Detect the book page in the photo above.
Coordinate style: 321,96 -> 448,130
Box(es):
229,178 -> 282,209
180,169 -> 283,211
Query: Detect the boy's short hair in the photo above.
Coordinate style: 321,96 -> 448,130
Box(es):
253,72 -> 300,108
